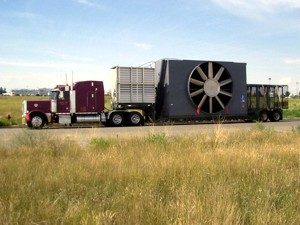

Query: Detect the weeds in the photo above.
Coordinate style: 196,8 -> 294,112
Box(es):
0,129 -> 299,224
90,138 -> 113,150
145,132 -> 167,144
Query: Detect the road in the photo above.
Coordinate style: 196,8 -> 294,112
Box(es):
0,120 -> 299,146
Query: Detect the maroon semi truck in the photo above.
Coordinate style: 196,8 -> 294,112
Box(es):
22,81 -> 105,128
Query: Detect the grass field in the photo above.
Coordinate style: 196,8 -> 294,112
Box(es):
0,96 -> 299,127
284,98 -> 300,118
0,96 -> 47,126
0,127 -> 299,224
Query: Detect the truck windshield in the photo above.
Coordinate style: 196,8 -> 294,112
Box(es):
50,91 -> 58,100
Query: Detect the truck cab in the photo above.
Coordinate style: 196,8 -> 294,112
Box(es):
22,81 -> 104,128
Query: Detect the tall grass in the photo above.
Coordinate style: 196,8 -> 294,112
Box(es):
0,127 -> 299,224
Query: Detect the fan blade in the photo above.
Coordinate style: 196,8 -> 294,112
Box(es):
219,90 -> 232,97
196,67 -> 208,81
208,62 -> 213,79
198,94 -> 207,108
215,95 -> 225,109
214,67 -> 224,81
209,97 -> 213,113
190,88 -> 204,97
220,79 -> 232,86
190,78 -> 204,86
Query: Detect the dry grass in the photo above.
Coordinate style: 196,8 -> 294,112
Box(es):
0,126 -> 299,224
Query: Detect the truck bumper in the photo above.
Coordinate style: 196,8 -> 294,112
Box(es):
22,113 -> 30,124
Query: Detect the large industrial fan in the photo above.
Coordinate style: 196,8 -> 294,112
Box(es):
188,62 -> 233,113
155,59 -> 247,119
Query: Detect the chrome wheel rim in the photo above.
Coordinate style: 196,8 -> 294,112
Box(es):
31,116 -> 43,127
131,114 -> 140,124
112,114 -> 122,125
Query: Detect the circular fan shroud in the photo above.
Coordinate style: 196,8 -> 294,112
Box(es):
188,62 -> 233,114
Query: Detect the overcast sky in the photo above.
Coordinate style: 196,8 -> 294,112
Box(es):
0,0 -> 299,93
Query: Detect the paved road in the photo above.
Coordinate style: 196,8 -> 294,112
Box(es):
1,120 -> 299,146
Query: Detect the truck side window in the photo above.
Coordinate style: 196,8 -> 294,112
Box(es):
50,91 -> 58,100
59,91 -> 64,100
64,91 -> 70,101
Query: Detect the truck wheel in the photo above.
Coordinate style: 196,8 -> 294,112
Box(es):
270,111 -> 281,122
128,112 -> 144,126
30,114 -> 45,128
259,111 -> 268,122
109,113 -> 124,127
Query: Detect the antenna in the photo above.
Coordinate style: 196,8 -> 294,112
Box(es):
65,73 -> 68,85
71,71 -> 74,90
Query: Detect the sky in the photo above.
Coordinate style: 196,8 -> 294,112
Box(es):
0,0 -> 299,94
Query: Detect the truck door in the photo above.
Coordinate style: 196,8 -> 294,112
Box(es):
86,91 -> 96,112
57,91 -> 70,113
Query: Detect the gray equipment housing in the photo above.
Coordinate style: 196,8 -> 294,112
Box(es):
155,59 -> 248,119
112,66 -> 156,105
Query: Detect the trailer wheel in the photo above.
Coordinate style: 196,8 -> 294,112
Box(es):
259,111 -> 268,122
270,111 -> 281,122
128,112 -> 144,126
109,113 -> 124,127
29,114 -> 45,129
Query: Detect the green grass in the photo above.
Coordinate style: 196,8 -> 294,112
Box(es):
0,128 -> 299,224
283,98 -> 300,118
0,96 -> 48,126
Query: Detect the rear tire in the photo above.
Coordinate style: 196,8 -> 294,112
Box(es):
128,112 -> 144,126
109,113 -> 124,127
269,111 -> 281,122
259,111 -> 268,122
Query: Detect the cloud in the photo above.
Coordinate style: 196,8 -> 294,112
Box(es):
134,43 -> 153,51
211,0 -> 300,19
0,11 -> 38,19
46,50 -> 95,63
73,0 -> 104,9
283,58 -> 300,65
0,58 -> 97,69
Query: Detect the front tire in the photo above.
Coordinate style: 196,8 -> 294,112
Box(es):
29,114 -> 45,129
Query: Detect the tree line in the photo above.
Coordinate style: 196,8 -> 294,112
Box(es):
0,87 -> 7,94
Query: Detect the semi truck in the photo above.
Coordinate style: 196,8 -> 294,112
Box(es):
22,59 -> 289,128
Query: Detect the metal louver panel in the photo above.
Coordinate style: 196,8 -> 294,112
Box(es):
115,67 -> 156,104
